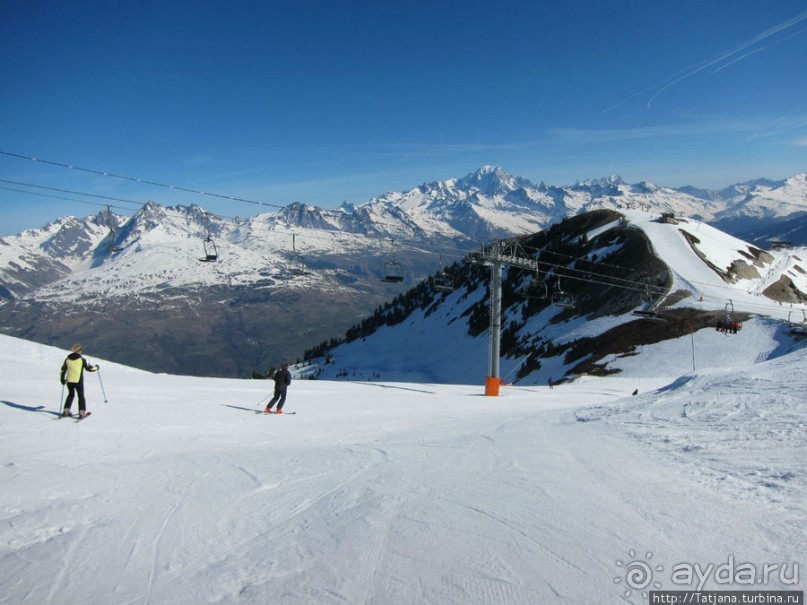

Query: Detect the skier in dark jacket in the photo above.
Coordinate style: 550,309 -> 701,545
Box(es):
60,344 -> 99,418
265,363 -> 292,414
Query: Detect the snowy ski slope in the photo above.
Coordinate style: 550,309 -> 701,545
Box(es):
1,326 -> 804,604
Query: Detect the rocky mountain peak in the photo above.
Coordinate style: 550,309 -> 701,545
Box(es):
572,175 -> 625,195
453,165 -> 536,195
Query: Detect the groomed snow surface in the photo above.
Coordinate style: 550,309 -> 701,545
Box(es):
1,327 -> 804,605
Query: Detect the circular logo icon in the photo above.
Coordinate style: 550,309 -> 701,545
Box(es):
615,550 -> 663,599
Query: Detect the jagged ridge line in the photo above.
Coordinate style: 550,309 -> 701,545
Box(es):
4,150 -> 800,312
0,161 -> 478,260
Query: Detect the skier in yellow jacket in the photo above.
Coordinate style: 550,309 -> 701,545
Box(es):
60,344 -> 99,418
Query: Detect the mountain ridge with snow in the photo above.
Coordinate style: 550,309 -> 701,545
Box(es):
306,209 -> 807,385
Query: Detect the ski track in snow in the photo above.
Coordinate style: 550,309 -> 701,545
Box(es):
1,334 -> 805,604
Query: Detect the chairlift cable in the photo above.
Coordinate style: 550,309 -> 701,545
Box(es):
0,185 -> 134,213
0,150 -> 286,210
518,235 -> 802,307
518,240 -> 668,285
0,178 -> 144,209
499,238 -> 791,307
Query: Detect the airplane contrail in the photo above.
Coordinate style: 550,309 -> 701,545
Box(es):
605,9 -> 807,113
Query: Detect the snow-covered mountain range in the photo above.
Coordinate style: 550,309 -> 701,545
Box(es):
2,166 -> 806,300
0,166 -> 805,377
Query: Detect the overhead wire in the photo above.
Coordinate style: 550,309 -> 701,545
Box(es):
517,231 -> 662,279
0,178 -> 144,210
0,150 -> 286,210
0,185 -> 133,214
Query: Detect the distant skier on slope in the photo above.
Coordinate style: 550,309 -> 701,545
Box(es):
60,344 -> 99,418
265,363 -> 292,414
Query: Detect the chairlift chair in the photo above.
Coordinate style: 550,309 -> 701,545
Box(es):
550,278 -> 575,308
724,300 -> 735,323
103,207 -> 124,253
382,260 -> 405,283
788,310 -> 807,335
432,256 -> 454,292
107,226 -> 124,253
718,300 -> 741,333
288,234 -> 310,276
522,273 -> 548,300
551,291 -> 575,308
381,239 -> 405,283
433,272 -> 454,292
288,254 -> 310,276
199,212 -> 219,262
201,237 -> 218,262
632,308 -> 665,321
632,283 -> 664,320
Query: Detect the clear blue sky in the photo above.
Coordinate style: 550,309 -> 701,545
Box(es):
1,0 -> 806,235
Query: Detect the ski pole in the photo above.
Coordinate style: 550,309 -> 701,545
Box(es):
59,382 -> 64,414
256,392 -> 272,407
97,367 -> 108,403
